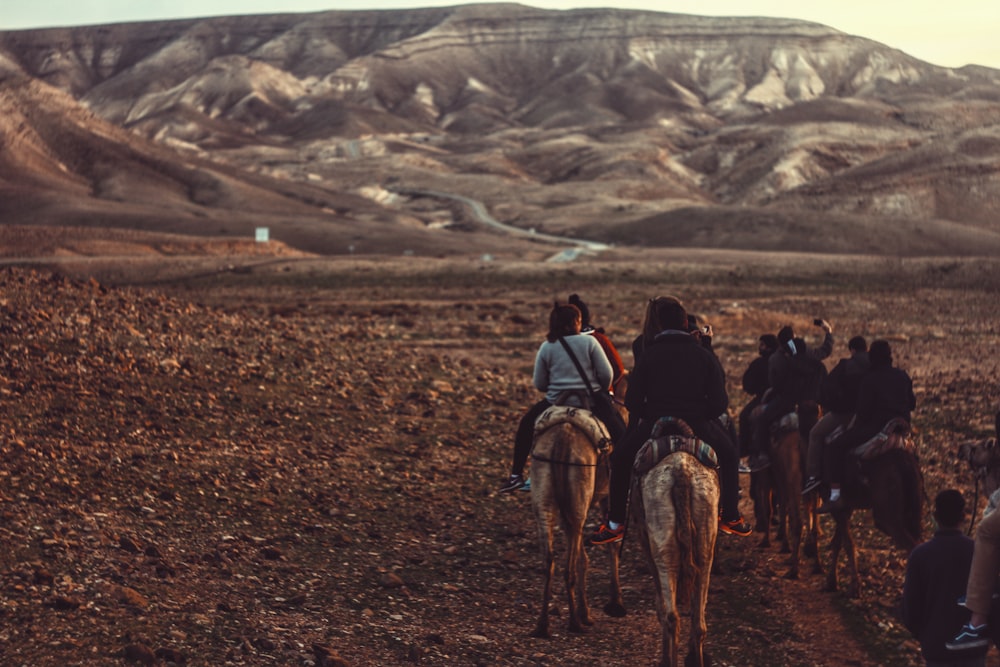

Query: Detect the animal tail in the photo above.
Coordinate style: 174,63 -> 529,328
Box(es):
873,449 -> 924,550
898,450 -> 925,549
671,465 -> 698,606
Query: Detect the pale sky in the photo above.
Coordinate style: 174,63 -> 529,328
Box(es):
2,0 -> 999,70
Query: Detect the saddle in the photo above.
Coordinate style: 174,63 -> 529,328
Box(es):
533,405 -> 612,453
633,416 -> 718,476
769,411 -> 799,438
769,401 -> 820,440
851,418 -> 914,460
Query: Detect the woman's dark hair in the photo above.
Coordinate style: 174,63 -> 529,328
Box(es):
547,303 -> 582,342
869,339 -> 892,368
641,296 -> 685,345
568,294 -> 591,329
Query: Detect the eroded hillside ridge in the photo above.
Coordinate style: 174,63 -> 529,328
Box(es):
2,4 -> 1000,256
3,5 -> 995,129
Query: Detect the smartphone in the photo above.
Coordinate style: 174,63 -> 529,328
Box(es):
813,318 -> 823,326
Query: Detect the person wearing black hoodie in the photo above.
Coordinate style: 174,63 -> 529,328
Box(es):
588,296 -> 751,544
802,335 -> 870,494
818,339 -> 915,513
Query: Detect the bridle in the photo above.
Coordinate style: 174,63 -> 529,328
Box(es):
964,441 -> 1000,536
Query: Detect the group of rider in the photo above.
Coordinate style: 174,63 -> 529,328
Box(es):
499,293 -> 916,540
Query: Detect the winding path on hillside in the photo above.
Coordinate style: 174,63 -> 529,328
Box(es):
391,186 -> 609,261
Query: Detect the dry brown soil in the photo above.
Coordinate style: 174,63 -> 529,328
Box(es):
3,248 -> 1000,666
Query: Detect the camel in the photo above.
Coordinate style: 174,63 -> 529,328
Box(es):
958,436 -> 1000,518
753,404 -> 823,579
822,424 -> 924,598
528,375 -> 629,638
630,417 -> 720,667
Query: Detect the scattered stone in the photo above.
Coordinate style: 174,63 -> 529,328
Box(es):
123,643 -> 156,665
379,572 -> 405,588
312,643 -> 350,666
45,595 -> 82,611
154,647 -> 188,664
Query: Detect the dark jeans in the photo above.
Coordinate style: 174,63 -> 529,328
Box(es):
511,399 -> 552,477
608,416 -> 740,524
738,395 -> 762,457
824,421 -> 881,484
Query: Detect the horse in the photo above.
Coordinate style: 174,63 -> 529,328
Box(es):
821,420 -> 924,598
753,403 -> 823,579
630,417 -> 720,667
528,375 -> 629,638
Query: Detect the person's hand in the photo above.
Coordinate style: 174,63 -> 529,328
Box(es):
702,324 -> 714,339
817,319 -> 833,334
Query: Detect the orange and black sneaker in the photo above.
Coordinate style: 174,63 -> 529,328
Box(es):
587,523 -> 624,545
719,516 -> 753,537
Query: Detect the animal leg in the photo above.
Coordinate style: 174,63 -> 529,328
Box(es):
532,525 -> 554,638
603,541 -> 627,617
823,519 -> 843,593
842,512 -> 860,598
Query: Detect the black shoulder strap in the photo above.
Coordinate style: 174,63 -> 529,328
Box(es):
558,336 -> 596,393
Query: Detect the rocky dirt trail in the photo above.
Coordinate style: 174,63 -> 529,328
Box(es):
3,259 -> 1000,666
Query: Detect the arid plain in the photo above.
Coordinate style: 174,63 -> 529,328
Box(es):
3,3 -> 1000,664
1,240 -> 1000,666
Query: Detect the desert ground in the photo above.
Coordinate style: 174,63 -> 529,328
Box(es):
2,237 -> 1000,666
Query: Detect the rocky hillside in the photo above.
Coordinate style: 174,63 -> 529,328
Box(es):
2,4 -> 1000,256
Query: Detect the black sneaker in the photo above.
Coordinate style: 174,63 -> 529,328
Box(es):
802,477 -> 822,495
946,623 -> 990,651
498,474 -> 526,493
719,516 -> 753,537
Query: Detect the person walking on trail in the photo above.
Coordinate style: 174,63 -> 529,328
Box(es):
587,296 -> 751,545
568,293 -> 625,384
803,336 -> 870,494
818,339 -> 915,513
748,320 -> 833,472
903,489 -> 984,667
498,302 -> 620,494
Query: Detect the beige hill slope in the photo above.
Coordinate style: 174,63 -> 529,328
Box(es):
1,4 -> 1000,256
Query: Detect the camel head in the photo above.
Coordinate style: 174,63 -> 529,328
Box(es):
957,437 -> 1000,496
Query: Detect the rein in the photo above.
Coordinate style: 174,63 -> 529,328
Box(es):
530,453 -> 600,468
969,474 -> 982,536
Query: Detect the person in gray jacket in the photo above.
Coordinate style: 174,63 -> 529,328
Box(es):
499,302 -> 616,493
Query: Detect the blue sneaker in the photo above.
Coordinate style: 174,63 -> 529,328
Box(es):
498,474 -> 526,493
519,477 -> 532,492
946,623 -> 989,651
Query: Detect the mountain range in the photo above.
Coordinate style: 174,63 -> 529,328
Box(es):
2,3 -> 1000,258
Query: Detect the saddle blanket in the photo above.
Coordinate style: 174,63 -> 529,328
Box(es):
633,433 -> 718,476
852,417 -> 914,460
533,405 -> 611,452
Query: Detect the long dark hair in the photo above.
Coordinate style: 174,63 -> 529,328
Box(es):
641,296 -> 685,346
547,303 -> 581,343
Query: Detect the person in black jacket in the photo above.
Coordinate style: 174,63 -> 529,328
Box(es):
588,296 -> 751,544
819,339 -> 916,513
802,336 -> 869,493
749,321 -> 832,472
737,334 -> 779,462
902,489 -> 983,666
